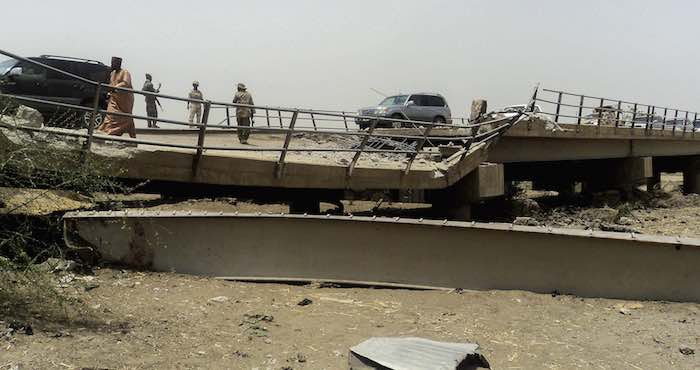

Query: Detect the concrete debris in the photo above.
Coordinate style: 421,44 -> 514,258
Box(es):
38,258 -> 79,273
349,337 -> 490,370
616,216 -> 635,226
679,347 -> 695,356
297,298 -> 313,306
600,223 -> 641,234
13,105 -> 44,128
616,302 -> 643,315
7,321 -> 33,336
592,190 -> 622,208
208,296 -> 229,303
513,217 -> 539,226
579,207 -> 618,224
510,198 -> 540,217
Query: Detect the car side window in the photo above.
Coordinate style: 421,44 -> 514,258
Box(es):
45,61 -> 76,80
428,96 -> 446,107
17,61 -> 44,76
409,95 -> 429,106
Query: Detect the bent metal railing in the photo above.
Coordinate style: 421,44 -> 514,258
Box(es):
0,49 -> 531,180
533,88 -> 700,134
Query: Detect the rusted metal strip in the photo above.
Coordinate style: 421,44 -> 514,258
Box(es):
64,211 -> 700,302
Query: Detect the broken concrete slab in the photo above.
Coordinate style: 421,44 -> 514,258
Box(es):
349,337 -> 490,370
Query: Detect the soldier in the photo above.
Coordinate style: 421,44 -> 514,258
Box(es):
187,81 -> 204,125
142,73 -> 162,128
232,83 -> 255,144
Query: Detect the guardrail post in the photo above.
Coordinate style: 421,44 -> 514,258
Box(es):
404,125 -> 433,174
192,101 -> 210,177
672,110 -> 679,134
645,106 -> 652,131
342,111 -> 349,131
631,103 -> 638,126
84,83 -> 103,153
684,111 -> 690,134
577,95 -> 584,125
265,109 -> 270,127
597,98 -> 604,126
694,112 -> 698,137
225,106 -> 231,126
310,112 -> 317,131
554,92 -> 563,123
278,110 -> 283,128
615,100 -> 622,127
662,108 -> 668,125
275,110 -> 298,178
347,119 -> 379,178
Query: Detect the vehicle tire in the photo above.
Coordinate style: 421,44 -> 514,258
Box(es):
433,116 -> 447,125
359,123 -> 369,130
82,111 -> 105,129
391,113 -> 404,128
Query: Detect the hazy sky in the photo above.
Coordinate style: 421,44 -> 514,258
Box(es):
3,0 -> 699,124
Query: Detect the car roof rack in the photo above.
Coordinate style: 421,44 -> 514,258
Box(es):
38,55 -> 105,65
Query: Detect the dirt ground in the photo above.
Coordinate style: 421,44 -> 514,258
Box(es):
2,176 -> 700,369
1,268 -> 698,370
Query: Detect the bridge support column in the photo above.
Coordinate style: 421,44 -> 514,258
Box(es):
429,163 -> 504,220
586,157 -> 652,193
683,157 -> 700,195
647,169 -> 662,191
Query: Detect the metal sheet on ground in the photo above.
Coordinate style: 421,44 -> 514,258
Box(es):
63,212 -> 700,302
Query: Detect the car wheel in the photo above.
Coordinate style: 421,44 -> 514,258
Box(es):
433,116 -> 447,125
82,111 -> 104,129
390,114 -> 404,128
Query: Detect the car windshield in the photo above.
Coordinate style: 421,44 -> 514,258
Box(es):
0,58 -> 17,75
379,95 -> 408,106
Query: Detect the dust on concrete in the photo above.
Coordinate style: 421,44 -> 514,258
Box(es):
1,267 -> 697,369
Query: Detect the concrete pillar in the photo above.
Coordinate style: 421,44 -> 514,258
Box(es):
429,163 -> 504,220
683,157 -> 700,195
647,170 -> 662,191
586,157 -> 652,193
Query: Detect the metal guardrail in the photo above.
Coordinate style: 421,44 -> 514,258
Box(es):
0,49 -> 529,179
534,88 -> 700,134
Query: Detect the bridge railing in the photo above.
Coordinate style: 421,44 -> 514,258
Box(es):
0,49 -> 528,178
533,88 -> 700,134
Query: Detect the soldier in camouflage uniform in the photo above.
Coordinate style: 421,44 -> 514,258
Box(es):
187,81 -> 204,125
232,83 -> 255,144
142,74 -> 161,128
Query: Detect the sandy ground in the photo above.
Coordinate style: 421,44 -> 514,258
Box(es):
1,268 -> 698,370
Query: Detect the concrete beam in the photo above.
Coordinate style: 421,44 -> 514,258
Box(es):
65,212 -> 700,302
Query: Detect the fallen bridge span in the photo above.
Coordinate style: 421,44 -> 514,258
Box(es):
64,211 -> 700,302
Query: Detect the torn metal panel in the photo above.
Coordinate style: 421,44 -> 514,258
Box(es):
349,337 -> 490,370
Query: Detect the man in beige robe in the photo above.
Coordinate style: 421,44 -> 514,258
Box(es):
98,57 -> 136,138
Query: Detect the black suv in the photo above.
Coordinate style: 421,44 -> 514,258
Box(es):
0,55 -> 110,128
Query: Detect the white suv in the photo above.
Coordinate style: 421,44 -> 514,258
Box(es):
356,93 -> 452,129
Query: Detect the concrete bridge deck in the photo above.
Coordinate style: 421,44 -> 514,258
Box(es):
4,115 -> 700,213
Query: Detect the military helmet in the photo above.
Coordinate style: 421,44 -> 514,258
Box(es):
192,80 -> 200,86
237,83 -> 246,90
